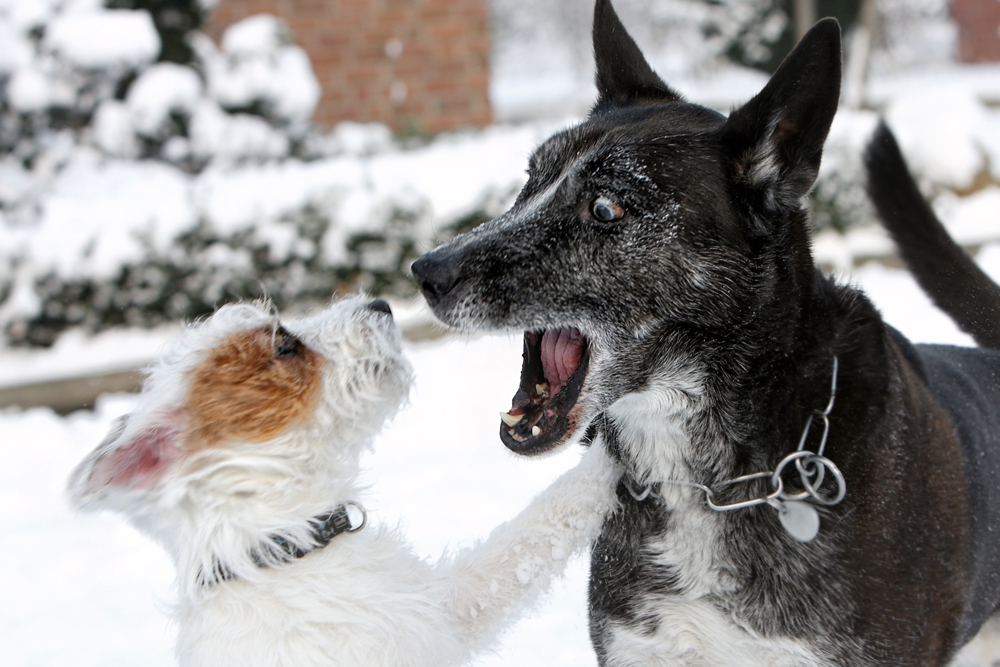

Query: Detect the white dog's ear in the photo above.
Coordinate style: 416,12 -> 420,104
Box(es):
69,411 -> 184,507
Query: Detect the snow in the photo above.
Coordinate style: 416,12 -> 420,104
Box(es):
2,255 -> 997,665
198,16 -> 321,124
127,64 -> 204,139
188,100 -> 290,162
885,89 -> 988,191
92,100 -> 140,159
29,156 -> 196,280
45,9 -> 160,71
0,21 -> 32,74
268,45 -> 322,121
220,14 -> 287,58
0,0 -> 60,34
4,1 -> 1000,661
6,66 -> 55,113
0,325 -> 178,389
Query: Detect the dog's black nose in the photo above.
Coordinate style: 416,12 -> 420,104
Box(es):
368,299 -> 393,316
411,251 -> 461,304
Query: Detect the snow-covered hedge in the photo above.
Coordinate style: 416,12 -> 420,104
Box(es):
0,1 -> 547,347
1,0 -> 998,348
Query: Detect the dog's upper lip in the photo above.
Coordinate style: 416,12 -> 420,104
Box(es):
500,328 -> 590,455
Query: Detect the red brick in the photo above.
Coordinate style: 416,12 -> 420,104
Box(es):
953,0 -> 1000,63
206,0 -> 491,133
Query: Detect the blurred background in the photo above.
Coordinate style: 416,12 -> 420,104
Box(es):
3,1 -> 1000,666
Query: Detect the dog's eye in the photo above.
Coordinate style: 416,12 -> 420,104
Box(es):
274,328 -> 302,359
591,196 -> 624,222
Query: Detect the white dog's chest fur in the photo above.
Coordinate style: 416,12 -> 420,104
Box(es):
604,389 -> 827,667
177,533 -> 458,667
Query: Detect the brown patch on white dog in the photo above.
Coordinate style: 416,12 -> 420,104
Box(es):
184,325 -> 322,448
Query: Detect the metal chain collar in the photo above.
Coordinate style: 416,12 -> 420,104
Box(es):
623,357 -> 845,541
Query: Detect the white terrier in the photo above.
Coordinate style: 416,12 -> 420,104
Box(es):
69,297 -> 619,667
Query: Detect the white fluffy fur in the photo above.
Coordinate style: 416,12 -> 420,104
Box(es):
69,297 -> 620,667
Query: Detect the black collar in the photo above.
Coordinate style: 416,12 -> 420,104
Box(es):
201,502 -> 366,587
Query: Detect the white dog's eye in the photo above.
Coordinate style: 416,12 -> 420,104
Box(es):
591,196 -> 624,222
274,327 -> 302,358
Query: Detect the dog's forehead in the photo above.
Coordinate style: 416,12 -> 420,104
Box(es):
531,102 -> 726,173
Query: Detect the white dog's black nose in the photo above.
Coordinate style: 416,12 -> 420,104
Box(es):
411,252 -> 460,305
368,299 -> 393,316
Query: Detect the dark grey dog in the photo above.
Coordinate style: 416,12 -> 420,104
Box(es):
412,1 -> 1000,664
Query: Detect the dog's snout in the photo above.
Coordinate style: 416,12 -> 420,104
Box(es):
368,299 -> 393,316
411,252 -> 461,304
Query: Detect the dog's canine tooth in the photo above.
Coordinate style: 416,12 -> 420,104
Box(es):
500,411 -> 524,427
531,425 -> 542,437
535,383 -> 550,397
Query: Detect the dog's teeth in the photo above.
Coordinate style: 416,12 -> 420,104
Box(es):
532,425 -> 542,436
535,383 -> 550,397
500,411 -> 524,427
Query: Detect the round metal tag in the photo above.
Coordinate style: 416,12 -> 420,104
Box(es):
779,500 -> 820,542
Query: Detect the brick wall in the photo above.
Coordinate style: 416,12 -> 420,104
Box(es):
206,0 -> 492,133
952,0 -> 1000,63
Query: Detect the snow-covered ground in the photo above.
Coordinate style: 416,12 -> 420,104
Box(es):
3,0 -> 1000,664
5,250 -> 1000,667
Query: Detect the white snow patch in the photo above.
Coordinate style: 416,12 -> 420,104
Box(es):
935,188 -> 1000,247
7,67 -> 57,113
221,14 -> 288,58
92,100 -> 139,158
0,0 -> 60,34
0,325 -> 178,389
268,45 -> 321,121
45,9 -> 160,70
0,21 -> 33,74
126,63 -> 203,138
885,89 -> 988,191
29,157 -> 195,280
188,100 -> 289,162
0,158 -> 34,208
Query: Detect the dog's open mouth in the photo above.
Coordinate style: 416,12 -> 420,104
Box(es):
500,328 -> 590,455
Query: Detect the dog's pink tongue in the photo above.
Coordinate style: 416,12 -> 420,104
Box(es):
541,328 -> 584,396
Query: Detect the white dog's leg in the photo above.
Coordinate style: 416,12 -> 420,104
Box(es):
437,442 -> 620,654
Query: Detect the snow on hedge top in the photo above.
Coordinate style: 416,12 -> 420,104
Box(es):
28,153 -> 196,281
45,9 -> 160,70
221,14 -> 288,58
127,63 -> 203,138
0,21 -> 32,74
198,17 -> 321,123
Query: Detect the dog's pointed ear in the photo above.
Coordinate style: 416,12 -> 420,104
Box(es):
721,18 -> 841,213
592,0 -> 682,112
68,412 -> 183,507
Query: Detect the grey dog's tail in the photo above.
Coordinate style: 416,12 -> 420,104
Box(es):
864,120 -> 1000,350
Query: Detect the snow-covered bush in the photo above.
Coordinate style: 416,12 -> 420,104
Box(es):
0,1 -> 536,347
810,110 -> 880,234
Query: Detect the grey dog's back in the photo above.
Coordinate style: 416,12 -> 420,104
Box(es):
912,342 -> 1000,643
869,122 -> 1000,644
